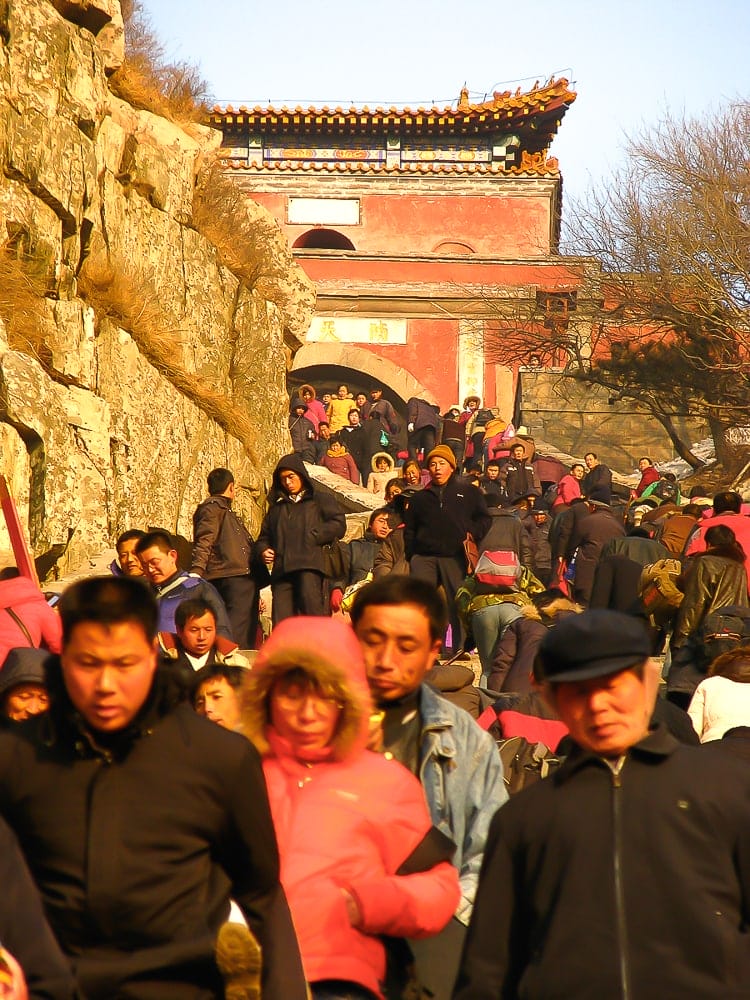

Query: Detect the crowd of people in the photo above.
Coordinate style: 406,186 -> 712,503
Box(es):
0,383 -> 749,999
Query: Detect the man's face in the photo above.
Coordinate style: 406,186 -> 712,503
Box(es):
319,424 -> 331,440
511,446 -> 525,461
280,469 -> 304,495
571,464 -> 585,481
369,513 -> 392,540
138,545 -> 178,584
370,388 -> 382,401
177,612 -> 217,657
548,666 -> 651,757
354,603 -> 442,703
194,677 -> 241,731
4,683 -> 49,721
117,539 -> 144,577
486,465 -> 500,480
638,458 -> 651,472
61,621 -> 157,732
293,406 -> 306,418
322,393 -> 332,406
584,453 -> 598,470
348,411 -> 360,426
428,456 -> 453,486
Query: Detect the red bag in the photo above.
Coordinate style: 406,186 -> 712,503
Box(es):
474,549 -> 522,588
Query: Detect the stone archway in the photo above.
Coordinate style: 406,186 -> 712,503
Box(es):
290,342 -> 436,406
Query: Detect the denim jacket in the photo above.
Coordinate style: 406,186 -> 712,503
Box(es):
418,683 -> 507,924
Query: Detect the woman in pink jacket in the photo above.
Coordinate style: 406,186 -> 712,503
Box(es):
0,570 -> 61,668
243,617 -> 460,1000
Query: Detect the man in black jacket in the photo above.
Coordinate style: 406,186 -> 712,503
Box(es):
190,467 -> 264,648
0,576 -> 306,1000
257,453 -> 346,623
454,610 -> 750,999
582,450 -> 613,504
405,445 -> 490,655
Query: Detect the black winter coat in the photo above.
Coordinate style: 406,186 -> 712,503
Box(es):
257,454 -> 346,578
570,508 -> 626,603
0,664 -> 307,1000
404,474 -> 490,560
582,463 -> 613,503
455,728 -> 750,999
0,812 -> 76,998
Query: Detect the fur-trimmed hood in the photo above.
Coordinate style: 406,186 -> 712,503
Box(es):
242,617 -> 372,761
521,597 -> 584,622
370,451 -> 395,472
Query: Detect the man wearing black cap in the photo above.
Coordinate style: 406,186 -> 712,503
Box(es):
454,609 -> 750,999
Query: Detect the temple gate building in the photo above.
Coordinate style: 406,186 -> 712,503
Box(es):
209,79 -> 587,411
209,81 -> 704,466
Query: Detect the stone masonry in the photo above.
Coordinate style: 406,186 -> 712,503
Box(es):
0,0 -> 315,577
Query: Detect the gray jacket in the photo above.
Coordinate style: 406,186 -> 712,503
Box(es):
418,683 -> 507,923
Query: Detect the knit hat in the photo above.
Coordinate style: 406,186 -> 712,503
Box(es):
425,445 -> 457,470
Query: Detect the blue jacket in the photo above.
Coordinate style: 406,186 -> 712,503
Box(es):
418,683 -> 507,923
153,571 -> 233,640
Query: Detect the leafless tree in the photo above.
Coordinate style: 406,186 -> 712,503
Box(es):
484,101 -> 750,473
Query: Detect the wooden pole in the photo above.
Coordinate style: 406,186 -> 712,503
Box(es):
0,475 -> 39,585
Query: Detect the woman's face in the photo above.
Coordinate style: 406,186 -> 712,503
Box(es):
403,463 -> 421,486
270,677 -> 342,753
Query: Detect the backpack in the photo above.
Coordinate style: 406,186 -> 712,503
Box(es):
497,736 -> 564,795
542,482 -> 559,506
639,558 -> 684,622
474,549 -> 522,589
650,479 -> 678,503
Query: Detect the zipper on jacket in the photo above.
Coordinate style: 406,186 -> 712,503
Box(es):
608,756 -> 630,1000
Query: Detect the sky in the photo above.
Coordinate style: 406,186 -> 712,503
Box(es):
143,0 -> 749,209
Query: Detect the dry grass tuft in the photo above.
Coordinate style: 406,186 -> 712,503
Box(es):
78,254 -> 259,464
0,246 -> 53,366
193,158 -> 292,296
109,0 -> 210,123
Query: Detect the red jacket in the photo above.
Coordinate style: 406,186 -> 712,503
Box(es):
634,465 -> 660,496
245,617 -> 460,998
553,473 -> 582,508
0,576 -> 61,667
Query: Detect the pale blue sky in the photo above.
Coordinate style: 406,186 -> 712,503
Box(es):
145,0 -> 749,205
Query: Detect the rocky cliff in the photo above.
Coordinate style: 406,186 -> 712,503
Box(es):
0,0 -> 315,577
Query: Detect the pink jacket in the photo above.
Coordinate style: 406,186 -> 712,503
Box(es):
245,617 -> 460,998
0,576 -> 61,667
553,473 -> 582,507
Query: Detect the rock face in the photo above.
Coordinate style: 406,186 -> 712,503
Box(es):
0,0 -> 315,577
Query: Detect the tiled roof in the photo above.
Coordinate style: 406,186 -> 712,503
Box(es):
223,150 -> 561,177
209,78 -> 576,138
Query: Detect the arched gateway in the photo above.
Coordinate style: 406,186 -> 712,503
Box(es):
290,342 -> 437,409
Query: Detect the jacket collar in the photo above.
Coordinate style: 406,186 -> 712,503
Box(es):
556,724 -> 679,782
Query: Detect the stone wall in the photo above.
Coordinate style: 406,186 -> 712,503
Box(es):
0,0 -> 315,577
517,370 -> 708,472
